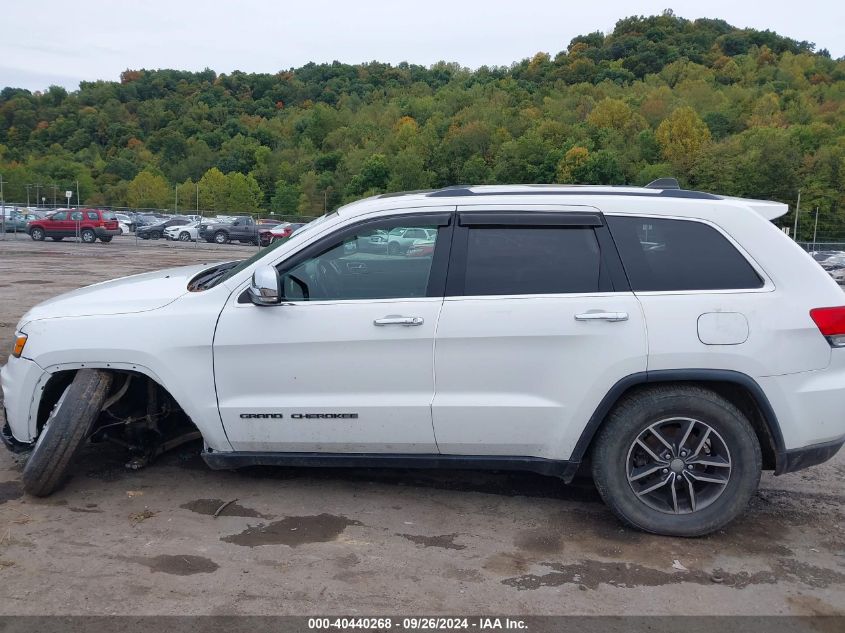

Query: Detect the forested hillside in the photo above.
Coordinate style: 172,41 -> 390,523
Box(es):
1,11 -> 843,237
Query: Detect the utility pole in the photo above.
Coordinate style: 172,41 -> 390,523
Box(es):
196,183 -> 199,212
812,206 -> 820,252
25,184 -> 31,207
1,174 -> 5,234
35,183 -> 40,207
175,186 -> 178,215
51,184 -> 57,208
76,180 -> 80,210
792,189 -> 801,241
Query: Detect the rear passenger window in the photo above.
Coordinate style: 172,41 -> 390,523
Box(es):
463,227 -> 602,295
607,216 -> 763,291
87,212 -> 98,220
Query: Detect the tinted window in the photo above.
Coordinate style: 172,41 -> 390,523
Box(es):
607,216 -> 763,291
463,227 -> 601,296
101,211 -> 116,220
87,212 -> 98,220
279,221 -> 441,301
51,212 -> 67,221
70,211 -> 83,221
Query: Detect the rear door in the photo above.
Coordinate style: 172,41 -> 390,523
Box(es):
69,210 -> 85,237
431,205 -> 648,460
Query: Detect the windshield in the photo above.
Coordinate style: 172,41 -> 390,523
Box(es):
197,213 -> 336,290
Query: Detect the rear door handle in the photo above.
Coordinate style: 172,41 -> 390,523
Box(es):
574,311 -> 629,322
374,316 -> 424,326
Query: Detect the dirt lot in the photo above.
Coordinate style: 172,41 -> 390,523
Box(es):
0,235 -> 843,616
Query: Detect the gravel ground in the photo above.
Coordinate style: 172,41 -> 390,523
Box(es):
0,235 -> 843,616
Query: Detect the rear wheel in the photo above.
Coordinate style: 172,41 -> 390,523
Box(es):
30,227 -> 45,241
591,385 -> 761,537
22,370 -> 113,497
80,229 -> 96,243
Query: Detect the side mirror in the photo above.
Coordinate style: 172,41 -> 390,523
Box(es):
248,265 -> 281,306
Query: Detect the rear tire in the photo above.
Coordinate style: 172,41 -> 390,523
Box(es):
591,385 -> 761,537
21,370 -> 113,497
80,229 -> 96,243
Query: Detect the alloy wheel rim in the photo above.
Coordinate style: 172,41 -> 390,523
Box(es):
626,417 -> 732,515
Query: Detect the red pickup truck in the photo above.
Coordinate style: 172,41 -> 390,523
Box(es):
28,209 -> 120,243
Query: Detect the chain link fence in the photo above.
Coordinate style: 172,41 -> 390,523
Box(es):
1,202 -> 319,250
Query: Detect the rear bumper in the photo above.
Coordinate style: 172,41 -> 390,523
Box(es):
779,436 -> 844,474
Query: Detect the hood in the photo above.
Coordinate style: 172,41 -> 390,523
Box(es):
18,263 -> 214,328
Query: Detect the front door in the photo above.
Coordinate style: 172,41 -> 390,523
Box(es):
44,211 -> 71,237
431,205 -> 648,461
213,212 -> 453,453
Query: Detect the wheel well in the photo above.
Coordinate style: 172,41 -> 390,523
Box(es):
37,369 -> 199,436
585,379 -> 779,471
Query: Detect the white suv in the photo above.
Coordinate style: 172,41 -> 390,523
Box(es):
3,181 -> 844,536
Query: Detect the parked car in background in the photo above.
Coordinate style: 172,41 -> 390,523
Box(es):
406,238 -> 436,257
132,214 -> 162,228
28,209 -> 119,243
4,210 -> 44,232
256,218 -> 283,226
165,221 -> 201,242
136,217 -> 191,240
117,221 -> 131,235
114,213 -> 135,232
200,216 -> 260,244
258,222 -> 306,246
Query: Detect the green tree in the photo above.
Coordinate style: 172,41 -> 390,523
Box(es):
198,167 -> 228,212
226,172 -> 262,212
126,170 -> 170,208
270,181 -> 301,213
655,107 -> 712,170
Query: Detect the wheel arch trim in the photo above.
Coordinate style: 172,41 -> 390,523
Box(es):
31,361 -> 232,452
572,369 -> 787,474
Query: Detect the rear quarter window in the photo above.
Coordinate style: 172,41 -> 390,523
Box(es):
607,216 -> 763,291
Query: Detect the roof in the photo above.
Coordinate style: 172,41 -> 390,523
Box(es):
336,180 -> 789,221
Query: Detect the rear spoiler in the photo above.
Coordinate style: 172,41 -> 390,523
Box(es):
721,196 -> 789,221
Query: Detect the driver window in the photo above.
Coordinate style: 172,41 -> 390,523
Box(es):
70,211 -> 83,221
280,220 -> 440,301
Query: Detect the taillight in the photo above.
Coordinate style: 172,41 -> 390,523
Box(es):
810,307 -> 845,347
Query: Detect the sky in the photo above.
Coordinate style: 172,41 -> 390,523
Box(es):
2,0 -> 843,92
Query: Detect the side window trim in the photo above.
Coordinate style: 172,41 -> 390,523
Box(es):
274,212 -> 454,301
458,211 -> 603,227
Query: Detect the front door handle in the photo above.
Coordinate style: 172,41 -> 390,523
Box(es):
374,316 -> 424,326
574,311 -> 629,322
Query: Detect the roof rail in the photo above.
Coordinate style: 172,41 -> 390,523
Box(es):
645,178 -> 680,190
425,185 -> 719,201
